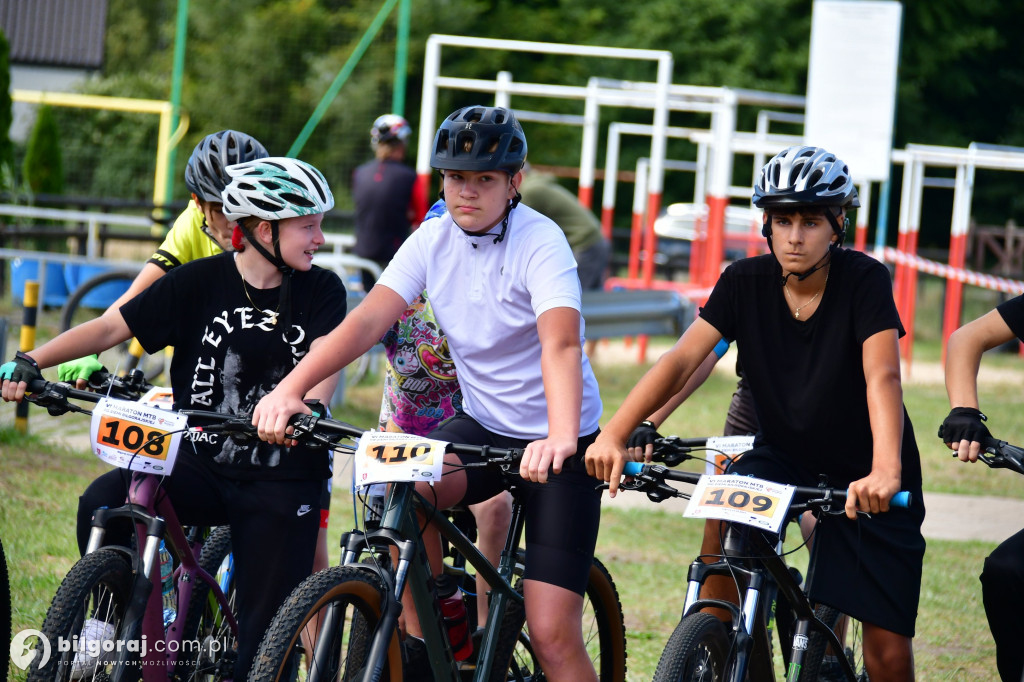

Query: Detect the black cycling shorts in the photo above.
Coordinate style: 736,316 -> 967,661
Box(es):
727,446 -> 925,637
427,414 -> 602,596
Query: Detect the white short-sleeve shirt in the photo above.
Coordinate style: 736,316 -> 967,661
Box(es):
376,204 -> 602,440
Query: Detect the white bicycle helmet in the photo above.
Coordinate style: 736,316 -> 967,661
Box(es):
184,130 -> 269,202
371,114 -> 412,149
221,157 -> 334,222
753,145 -> 860,210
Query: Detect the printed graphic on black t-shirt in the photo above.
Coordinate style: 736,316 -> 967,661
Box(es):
120,252 -> 346,480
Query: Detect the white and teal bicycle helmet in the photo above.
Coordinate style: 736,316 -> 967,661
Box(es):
221,157 -> 335,222
221,157 -> 335,328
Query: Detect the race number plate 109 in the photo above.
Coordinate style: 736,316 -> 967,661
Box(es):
684,473 -> 795,533
90,397 -> 187,474
354,431 -> 447,489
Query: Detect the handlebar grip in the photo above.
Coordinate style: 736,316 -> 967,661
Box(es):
890,490 -> 912,508
623,461 -> 644,476
27,378 -> 49,393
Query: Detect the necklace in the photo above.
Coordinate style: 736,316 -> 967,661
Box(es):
783,269 -> 829,319
237,259 -> 280,326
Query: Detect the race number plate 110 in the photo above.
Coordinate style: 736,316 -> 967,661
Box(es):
684,474 -> 795,534
90,397 -> 188,474
354,431 -> 447,489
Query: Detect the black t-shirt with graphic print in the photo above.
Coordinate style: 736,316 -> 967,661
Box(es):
699,247 -> 922,489
120,251 -> 346,481
997,293 -> 1024,341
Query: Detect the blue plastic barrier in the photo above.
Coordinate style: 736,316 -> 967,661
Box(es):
10,258 -> 69,307
64,264 -> 132,309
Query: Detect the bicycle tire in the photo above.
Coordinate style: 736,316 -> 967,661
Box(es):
651,612 -> 730,682
59,269 -> 166,380
1,535 -> 10,681
799,604 -> 866,682
507,556 -> 627,682
247,565 -> 402,682
180,526 -> 238,681
27,549 -> 136,682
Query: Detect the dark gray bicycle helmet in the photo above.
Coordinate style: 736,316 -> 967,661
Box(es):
753,145 -> 860,210
184,130 -> 269,202
430,106 -> 527,175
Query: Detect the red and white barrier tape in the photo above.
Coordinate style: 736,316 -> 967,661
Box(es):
881,247 -> 1024,295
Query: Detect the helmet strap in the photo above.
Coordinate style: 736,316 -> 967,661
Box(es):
491,191 -> 522,245
780,249 -> 833,286
242,220 -> 295,328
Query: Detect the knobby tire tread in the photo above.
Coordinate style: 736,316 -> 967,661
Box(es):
27,549 -> 135,682
651,612 -> 730,682
248,566 -> 400,682
586,556 -> 628,682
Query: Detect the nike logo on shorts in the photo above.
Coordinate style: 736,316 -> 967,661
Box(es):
297,504 -> 313,516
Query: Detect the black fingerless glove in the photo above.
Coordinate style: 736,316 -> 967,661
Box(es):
938,407 -> 991,445
0,351 -> 42,386
627,420 -> 661,450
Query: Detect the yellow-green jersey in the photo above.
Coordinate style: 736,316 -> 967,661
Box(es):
148,203 -> 223,272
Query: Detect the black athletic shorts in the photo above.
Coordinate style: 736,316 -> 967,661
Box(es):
427,414 -> 602,596
727,446 -> 925,637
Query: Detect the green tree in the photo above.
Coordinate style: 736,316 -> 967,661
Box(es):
0,28 -> 15,180
23,105 -> 64,195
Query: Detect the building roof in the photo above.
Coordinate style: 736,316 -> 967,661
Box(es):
0,0 -> 108,69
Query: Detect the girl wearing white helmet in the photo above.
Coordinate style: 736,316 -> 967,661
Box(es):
587,145 -> 924,682
254,106 -> 605,682
1,157 -> 346,682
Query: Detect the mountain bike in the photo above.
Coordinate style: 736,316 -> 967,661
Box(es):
232,417 -> 627,682
436,505 -> 625,682
19,371 -> 240,682
620,436 -> 910,682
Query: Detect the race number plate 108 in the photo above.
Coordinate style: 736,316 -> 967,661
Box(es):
354,431 -> 447,489
90,397 -> 187,474
683,473 -> 795,533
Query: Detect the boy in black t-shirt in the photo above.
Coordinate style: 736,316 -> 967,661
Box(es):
941,293 -> 1024,682
1,157 -> 345,681
587,146 -> 924,682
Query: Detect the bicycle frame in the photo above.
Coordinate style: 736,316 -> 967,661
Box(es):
82,470 -> 238,682
679,520 -> 856,682
336,477 -> 528,682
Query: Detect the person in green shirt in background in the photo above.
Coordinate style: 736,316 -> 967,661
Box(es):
518,163 -> 611,356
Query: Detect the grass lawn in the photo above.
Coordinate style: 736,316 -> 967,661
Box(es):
1,275 -> 1021,680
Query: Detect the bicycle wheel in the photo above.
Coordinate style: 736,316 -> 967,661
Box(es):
27,549 -> 136,682
180,526 -> 238,681
651,612 -> 730,682
1,535 -> 10,679
509,556 -> 628,682
59,269 -> 166,380
799,604 -> 866,682
248,565 -> 402,682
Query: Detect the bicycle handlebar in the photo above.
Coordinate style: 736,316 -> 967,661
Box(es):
622,461 -> 911,510
621,436 -> 912,511
24,376 -> 527,464
978,437 -> 1024,476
